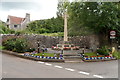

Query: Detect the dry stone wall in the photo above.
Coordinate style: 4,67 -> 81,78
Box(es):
1,34 -> 99,50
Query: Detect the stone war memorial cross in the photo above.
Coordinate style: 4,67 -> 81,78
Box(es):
63,12 -> 69,42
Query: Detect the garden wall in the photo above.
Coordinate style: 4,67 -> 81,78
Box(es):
1,34 -> 99,50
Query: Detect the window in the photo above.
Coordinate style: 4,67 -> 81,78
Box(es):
14,25 -> 17,28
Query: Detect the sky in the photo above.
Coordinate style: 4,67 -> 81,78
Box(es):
1,0 -> 117,22
0,0 -> 58,22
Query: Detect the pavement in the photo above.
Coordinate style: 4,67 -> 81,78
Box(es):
1,52 -> 118,78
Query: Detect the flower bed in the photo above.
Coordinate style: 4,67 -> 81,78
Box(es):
83,56 -> 114,61
24,53 -> 64,60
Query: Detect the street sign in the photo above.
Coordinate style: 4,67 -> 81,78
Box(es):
110,35 -> 115,39
110,31 -> 116,39
110,31 -> 116,36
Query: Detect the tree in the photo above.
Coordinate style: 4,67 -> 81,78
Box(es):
57,0 -> 70,17
27,17 -> 64,34
65,2 -> 120,45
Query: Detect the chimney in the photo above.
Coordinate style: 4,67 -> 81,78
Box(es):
26,13 -> 30,21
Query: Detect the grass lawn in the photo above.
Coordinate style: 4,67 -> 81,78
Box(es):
85,51 -> 120,59
84,52 -> 97,57
40,32 -> 63,37
33,53 -> 55,57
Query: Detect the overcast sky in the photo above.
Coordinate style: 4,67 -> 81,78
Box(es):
0,0 -> 58,22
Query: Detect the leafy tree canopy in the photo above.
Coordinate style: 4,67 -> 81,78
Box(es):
27,17 -> 64,34
57,2 -> 120,36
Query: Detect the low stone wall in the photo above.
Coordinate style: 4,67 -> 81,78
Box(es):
1,34 -> 62,48
1,34 -> 99,50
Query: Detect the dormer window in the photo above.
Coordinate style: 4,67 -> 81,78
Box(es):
14,25 -> 17,28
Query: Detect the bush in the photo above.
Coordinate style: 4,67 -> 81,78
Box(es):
26,48 -> 35,52
3,38 -> 16,51
112,51 -> 120,59
13,38 -> 27,53
0,45 -> 4,50
0,24 -> 15,34
3,38 -> 28,53
97,46 -> 110,56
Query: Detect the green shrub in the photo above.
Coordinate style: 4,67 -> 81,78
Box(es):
13,38 -> 27,53
3,38 -> 28,53
15,31 -> 23,35
56,53 -> 60,57
38,28 -> 49,34
3,38 -> 16,51
26,48 -> 35,52
0,24 -> 15,34
112,51 -> 120,59
0,45 -> 4,50
97,46 -> 110,56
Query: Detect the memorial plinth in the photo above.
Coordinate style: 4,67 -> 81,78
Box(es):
55,12 -> 82,62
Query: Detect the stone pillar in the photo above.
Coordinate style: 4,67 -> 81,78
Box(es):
64,12 -> 68,42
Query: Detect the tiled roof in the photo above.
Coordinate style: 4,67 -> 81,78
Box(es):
8,15 -> 25,24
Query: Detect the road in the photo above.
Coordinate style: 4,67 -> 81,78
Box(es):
1,53 -> 118,78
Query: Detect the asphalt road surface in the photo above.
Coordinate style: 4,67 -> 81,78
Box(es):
1,53 -> 118,78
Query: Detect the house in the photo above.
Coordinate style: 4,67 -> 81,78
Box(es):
6,13 -> 30,31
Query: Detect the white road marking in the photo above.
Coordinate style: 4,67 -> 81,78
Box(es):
93,75 -> 103,78
54,65 -> 63,68
37,61 -> 104,78
65,68 -> 75,72
45,63 -> 52,66
37,61 -> 44,64
78,71 -> 90,75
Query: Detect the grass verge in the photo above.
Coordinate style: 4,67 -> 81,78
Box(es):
40,32 -> 63,37
84,52 -> 97,57
33,53 -> 55,57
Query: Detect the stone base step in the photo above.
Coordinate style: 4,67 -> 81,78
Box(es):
64,59 -> 83,63
63,56 -> 81,59
63,55 -> 83,63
